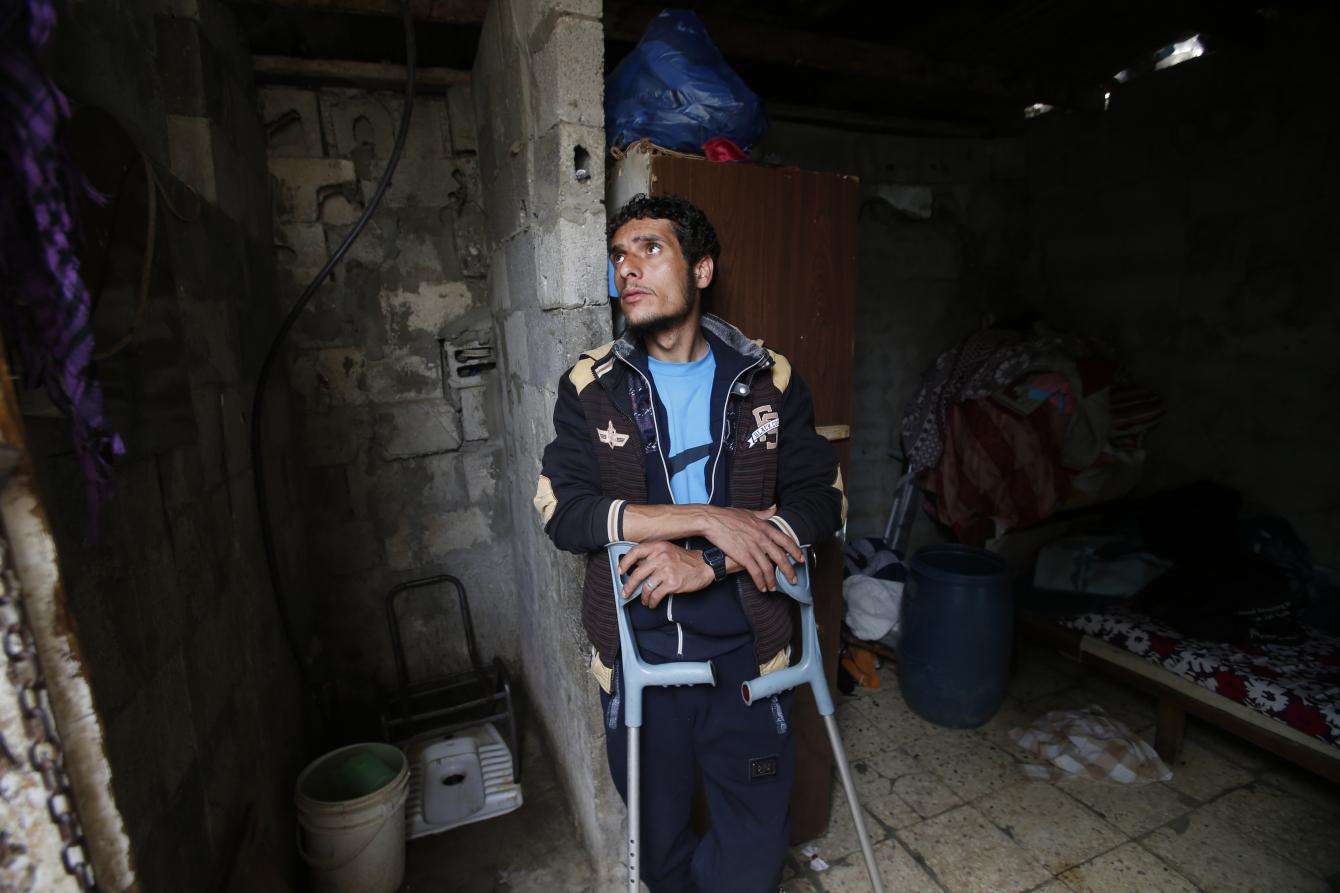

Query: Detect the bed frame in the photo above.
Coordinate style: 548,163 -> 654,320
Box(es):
1019,613 -> 1340,784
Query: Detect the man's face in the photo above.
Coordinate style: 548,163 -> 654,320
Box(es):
609,218 -> 710,336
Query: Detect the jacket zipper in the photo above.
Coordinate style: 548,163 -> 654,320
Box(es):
713,360 -> 767,626
706,359 -> 763,506
615,354 -> 686,654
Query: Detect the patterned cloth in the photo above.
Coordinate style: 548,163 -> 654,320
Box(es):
0,0 -> 125,540
901,328 -> 1083,476
1063,610 -> 1340,747
902,327 -> 1162,544
1010,705 -> 1172,783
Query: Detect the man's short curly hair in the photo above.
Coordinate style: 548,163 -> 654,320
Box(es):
607,193 -> 721,267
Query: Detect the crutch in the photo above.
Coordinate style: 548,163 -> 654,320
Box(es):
740,552 -> 885,893
607,542 -> 716,893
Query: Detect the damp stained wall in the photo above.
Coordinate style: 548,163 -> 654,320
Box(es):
260,77 -> 520,711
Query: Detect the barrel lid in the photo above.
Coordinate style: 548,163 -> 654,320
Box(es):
910,544 -> 1008,582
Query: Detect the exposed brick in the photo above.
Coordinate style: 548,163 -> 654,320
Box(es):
528,15 -> 604,133
274,221 -> 328,282
260,87 -> 324,158
502,231 -> 539,309
167,115 -> 217,204
290,346 -> 372,409
359,152 -> 461,210
320,90 -> 447,161
461,445 -> 500,504
534,214 -> 605,309
268,157 -> 358,224
532,122 -> 604,230
367,352 -> 443,404
454,200 -> 489,278
460,386 -> 489,441
487,245 -> 511,315
380,280 -> 473,346
318,191 -> 362,225
447,84 -> 478,154
501,310 -> 531,384
372,399 -> 463,460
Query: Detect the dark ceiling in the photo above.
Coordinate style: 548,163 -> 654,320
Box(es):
231,0 -> 1292,131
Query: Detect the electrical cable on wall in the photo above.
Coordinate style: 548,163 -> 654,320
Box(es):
250,0 -> 417,695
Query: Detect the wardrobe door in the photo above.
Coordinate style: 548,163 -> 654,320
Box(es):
652,155 -> 858,844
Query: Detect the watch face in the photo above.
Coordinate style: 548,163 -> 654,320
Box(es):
703,547 -> 727,581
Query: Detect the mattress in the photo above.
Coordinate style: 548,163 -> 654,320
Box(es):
1060,610 -> 1340,749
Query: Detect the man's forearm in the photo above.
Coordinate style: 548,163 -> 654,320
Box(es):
620,502 -> 716,543
621,503 -> 802,590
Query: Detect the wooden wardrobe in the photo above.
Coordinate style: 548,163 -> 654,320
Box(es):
609,146 -> 859,844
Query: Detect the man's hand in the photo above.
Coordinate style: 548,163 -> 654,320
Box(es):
703,506 -> 803,592
618,541 -> 715,609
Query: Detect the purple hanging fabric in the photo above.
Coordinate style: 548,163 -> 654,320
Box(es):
0,0 -> 125,541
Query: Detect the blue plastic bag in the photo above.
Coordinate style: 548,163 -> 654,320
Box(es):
605,10 -> 766,153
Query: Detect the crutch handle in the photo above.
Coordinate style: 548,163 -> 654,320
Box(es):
740,552 -> 835,715
607,542 -> 716,727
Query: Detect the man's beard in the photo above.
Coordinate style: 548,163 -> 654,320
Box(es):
626,275 -> 697,339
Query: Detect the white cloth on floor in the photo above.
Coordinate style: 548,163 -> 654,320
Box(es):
1009,705 -> 1172,783
842,575 -> 903,642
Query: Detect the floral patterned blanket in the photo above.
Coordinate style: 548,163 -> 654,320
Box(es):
1061,611 -> 1340,748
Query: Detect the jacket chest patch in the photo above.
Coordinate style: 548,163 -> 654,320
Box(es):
597,420 -> 629,449
746,405 -> 780,449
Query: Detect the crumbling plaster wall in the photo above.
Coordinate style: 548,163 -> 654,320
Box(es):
472,0 -> 624,879
1021,22 -> 1340,563
756,124 -> 1030,539
260,78 -> 518,705
28,0 -> 306,886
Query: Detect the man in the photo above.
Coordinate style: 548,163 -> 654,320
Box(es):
533,194 -> 844,892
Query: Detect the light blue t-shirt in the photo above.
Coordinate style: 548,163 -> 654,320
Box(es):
647,349 -> 716,505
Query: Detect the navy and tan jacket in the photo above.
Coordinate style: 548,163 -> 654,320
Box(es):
533,314 -> 845,691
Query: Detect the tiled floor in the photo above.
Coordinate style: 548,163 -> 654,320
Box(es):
408,643 -> 1340,892
785,643 -> 1340,893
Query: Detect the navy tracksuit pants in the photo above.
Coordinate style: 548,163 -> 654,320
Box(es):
600,640 -> 796,893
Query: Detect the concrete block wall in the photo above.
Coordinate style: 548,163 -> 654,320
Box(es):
472,0 -> 621,881
31,0 -> 307,887
1021,17 -> 1340,563
260,78 -> 518,701
756,123 -> 1030,539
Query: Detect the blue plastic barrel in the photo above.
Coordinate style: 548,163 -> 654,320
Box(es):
897,544 -> 1013,728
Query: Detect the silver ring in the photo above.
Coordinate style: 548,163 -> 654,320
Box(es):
646,579 -> 659,591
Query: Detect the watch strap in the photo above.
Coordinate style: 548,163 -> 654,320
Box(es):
702,546 -> 727,583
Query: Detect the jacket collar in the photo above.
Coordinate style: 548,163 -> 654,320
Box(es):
611,313 -> 772,370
